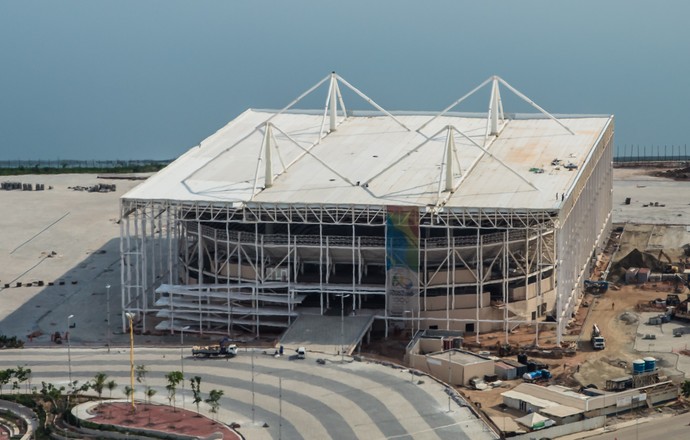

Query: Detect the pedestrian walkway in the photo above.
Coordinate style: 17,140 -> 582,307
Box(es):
279,311 -> 376,355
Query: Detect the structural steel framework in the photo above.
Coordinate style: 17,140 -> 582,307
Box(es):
120,74 -> 614,345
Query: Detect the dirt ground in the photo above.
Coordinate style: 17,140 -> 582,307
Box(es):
370,165 -> 690,427
452,218 -> 690,422
86,402 -> 241,439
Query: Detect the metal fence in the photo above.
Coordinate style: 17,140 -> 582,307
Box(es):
2,146 -> 688,169
0,159 -> 172,169
614,145 -> 690,164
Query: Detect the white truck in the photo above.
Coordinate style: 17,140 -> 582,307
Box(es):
591,323 -> 606,350
192,338 -> 238,358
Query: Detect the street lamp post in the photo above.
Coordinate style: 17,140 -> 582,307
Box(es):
251,348 -> 255,424
125,312 -> 136,412
339,293 -> 351,362
279,377 -> 283,440
67,314 -> 74,384
106,284 -> 111,353
180,325 -> 190,408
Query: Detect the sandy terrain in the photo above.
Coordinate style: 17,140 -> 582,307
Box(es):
458,165 -> 690,423
0,174 -> 144,345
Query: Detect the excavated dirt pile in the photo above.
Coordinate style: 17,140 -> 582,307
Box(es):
610,248 -> 662,281
619,312 -> 639,325
652,166 -> 690,180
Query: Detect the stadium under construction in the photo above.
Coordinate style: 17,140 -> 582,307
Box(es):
119,73 -> 614,345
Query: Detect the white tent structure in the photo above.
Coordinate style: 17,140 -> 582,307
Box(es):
119,73 -> 614,344
515,412 -> 553,430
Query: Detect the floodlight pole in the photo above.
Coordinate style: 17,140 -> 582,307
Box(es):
125,312 -> 136,412
67,314 -> 74,384
106,284 -> 111,353
251,348 -> 255,424
447,349 -> 452,413
278,377 -> 283,440
180,325 -> 189,408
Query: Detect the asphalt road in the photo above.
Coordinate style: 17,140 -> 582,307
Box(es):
572,411 -> 690,440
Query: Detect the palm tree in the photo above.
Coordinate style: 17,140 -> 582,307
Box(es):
124,385 -> 134,403
164,371 -> 184,412
106,379 -> 117,399
205,389 -> 224,421
145,386 -> 157,424
106,379 -> 117,419
145,386 -> 157,405
190,376 -> 202,415
93,373 -> 108,400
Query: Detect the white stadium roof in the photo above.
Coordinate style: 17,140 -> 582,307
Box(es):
124,74 -> 613,212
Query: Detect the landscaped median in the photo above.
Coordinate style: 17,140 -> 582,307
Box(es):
71,400 -> 242,440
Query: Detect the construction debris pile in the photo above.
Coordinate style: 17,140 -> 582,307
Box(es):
68,183 -> 117,193
653,165 -> 690,180
1,181 -> 50,191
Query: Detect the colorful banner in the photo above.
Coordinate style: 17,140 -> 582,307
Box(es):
386,206 -> 419,314
386,206 -> 419,270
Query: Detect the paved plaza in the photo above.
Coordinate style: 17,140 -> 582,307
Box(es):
0,347 -> 496,439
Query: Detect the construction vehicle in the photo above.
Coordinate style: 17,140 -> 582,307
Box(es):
192,338 -> 238,358
584,280 -> 609,294
666,293 -> 681,307
591,324 -> 606,350
670,298 -> 690,322
658,250 -> 680,273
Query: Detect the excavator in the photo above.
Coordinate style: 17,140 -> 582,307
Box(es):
658,250 -> 679,274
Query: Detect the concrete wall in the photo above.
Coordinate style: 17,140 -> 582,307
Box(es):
421,306 -> 504,332
510,416 -> 605,440
424,292 -> 491,310
419,355 -> 494,387
419,338 -> 444,354
427,268 -> 476,285
510,277 -> 555,301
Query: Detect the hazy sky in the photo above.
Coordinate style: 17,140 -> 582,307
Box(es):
1,1 -> 689,160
